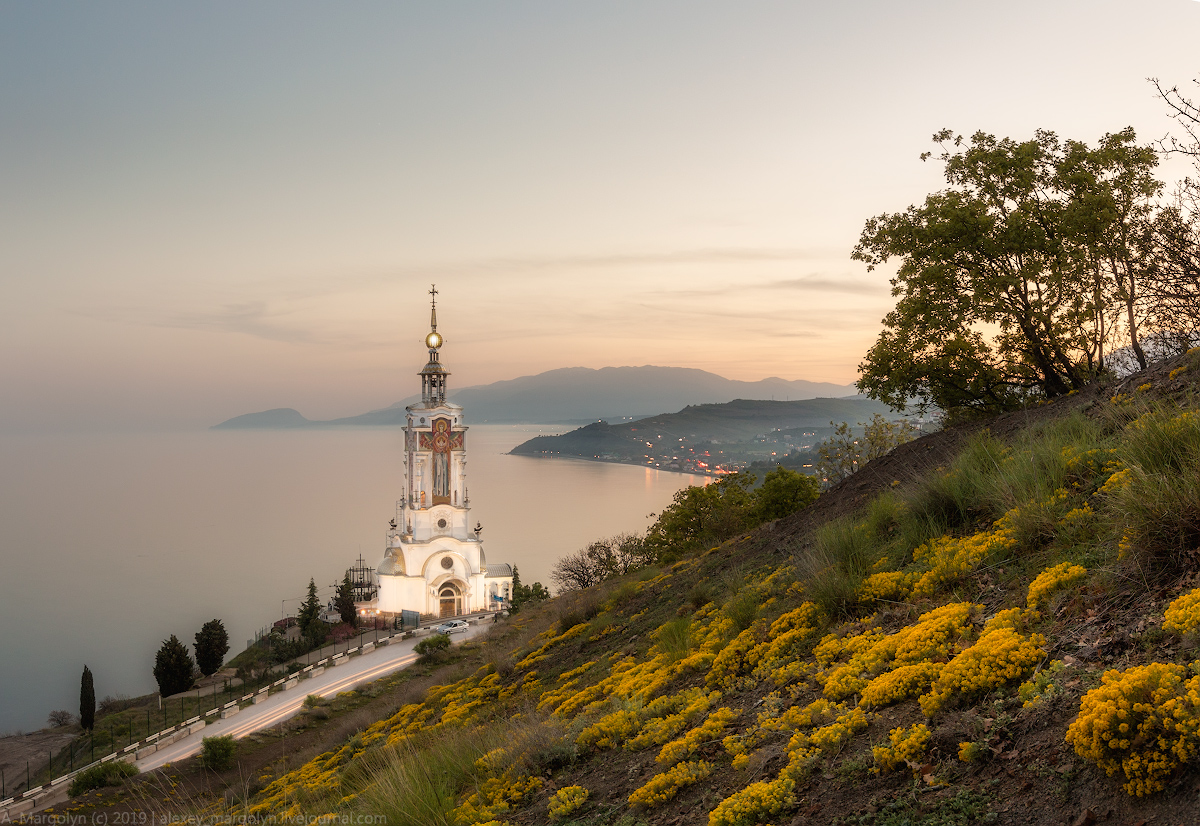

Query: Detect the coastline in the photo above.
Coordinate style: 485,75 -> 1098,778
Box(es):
506,450 -> 721,476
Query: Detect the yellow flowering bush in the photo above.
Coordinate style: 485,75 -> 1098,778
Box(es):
1099,467 -> 1132,494
817,604 -> 975,702
1061,446 -> 1120,484
628,760 -> 713,807
1065,662 -> 1200,796
859,570 -> 915,602
707,776 -> 795,826
1163,588 -> 1200,636
807,707 -> 868,753
657,707 -> 736,765
627,689 -> 717,751
1027,562 -> 1087,609
750,603 -> 822,679
911,525 -> 1015,596
861,662 -> 942,708
919,624 -> 1046,716
548,785 -> 589,821
576,707 -> 639,750
872,723 -> 931,772
707,621 -> 767,691
820,663 -> 869,700
884,603 -> 976,665
453,774 -> 543,824
958,741 -> 986,763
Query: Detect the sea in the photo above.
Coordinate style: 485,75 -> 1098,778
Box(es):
0,425 -> 704,733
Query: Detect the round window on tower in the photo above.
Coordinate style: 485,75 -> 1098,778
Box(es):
441,556 -> 453,570
437,518 -> 447,529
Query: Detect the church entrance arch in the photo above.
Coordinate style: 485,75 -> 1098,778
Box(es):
438,582 -> 462,618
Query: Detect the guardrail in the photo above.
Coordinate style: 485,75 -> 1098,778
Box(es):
0,623 -> 439,817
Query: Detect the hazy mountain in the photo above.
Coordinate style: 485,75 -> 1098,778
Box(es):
211,366 -> 860,429
210,408 -> 315,429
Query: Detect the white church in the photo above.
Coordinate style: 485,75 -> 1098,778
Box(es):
365,287 -> 513,620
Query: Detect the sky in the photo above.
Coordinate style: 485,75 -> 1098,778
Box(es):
2,1 -> 1199,431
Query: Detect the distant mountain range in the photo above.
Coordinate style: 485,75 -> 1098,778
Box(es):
211,366 -> 860,429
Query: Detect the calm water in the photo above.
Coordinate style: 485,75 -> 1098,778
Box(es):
0,425 -> 704,733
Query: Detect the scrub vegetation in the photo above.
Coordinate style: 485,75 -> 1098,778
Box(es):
81,349 -> 1200,826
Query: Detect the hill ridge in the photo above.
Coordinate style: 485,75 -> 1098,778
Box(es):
211,365 -> 858,428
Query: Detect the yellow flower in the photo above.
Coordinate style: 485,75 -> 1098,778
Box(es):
548,785 -> 589,820
1027,562 -> 1087,610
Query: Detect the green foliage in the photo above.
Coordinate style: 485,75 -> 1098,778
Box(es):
817,415 -> 919,485
298,577 -> 327,647
268,633 -> 308,665
194,618 -> 230,678
854,127 -> 1164,417
724,590 -> 760,632
643,469 -> 823,559
836,788 -> 992,825
799,516 -> 882,617
646,473 -> 757,555
68,760 -> 137,797
1107,407 -> 1200,572
199,735 -> 237,771
510,566 -> 551,612
414,633 -> 451,661
336,572 -> 358,627
79,664 -> 95,731
752,466 -> 821,520
656,617 -> 691,659
152,634 -> 195,697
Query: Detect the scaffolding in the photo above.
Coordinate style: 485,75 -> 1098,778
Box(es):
348,553 -> 378,603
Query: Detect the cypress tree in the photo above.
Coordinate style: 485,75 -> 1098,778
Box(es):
297,578 -> 325,646
335,572 -> 357,627
153,634 -> 196,697
194,619 -> 230,678
79,665 -> 95,731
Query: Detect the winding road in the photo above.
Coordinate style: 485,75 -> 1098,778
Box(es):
138,624 -> 487,772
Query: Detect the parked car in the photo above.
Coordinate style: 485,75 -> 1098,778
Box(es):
433,619 -> 469,635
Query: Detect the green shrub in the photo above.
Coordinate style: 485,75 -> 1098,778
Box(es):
656,617 -> 691,659
797,517 -> 880,616
69,760 -> 138,796
724,590 -> 760,632
357,727 -> 501,826
1107,408 -> 1200,573
905,433 -> 1009,532
414,634 -> 451,661
199,735 -> 237,771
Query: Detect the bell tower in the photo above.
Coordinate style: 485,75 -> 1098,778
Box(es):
371,286 -> 513,619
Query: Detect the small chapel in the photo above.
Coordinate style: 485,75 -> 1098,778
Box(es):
368,288 -> 514,619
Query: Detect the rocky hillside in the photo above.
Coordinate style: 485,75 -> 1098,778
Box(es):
64,349 -> 1200,826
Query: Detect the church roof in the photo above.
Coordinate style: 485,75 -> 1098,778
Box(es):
485,563 -> 513,578
378,555 -> 405,576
